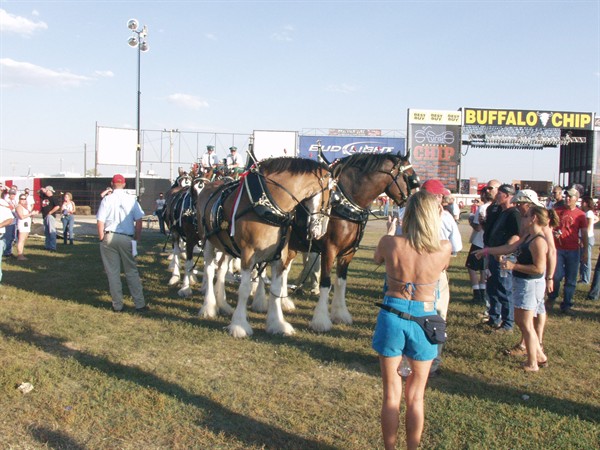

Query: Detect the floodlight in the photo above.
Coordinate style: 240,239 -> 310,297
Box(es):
127,19 -> 139,30
128,36 -> 138,47
140,42 -> 149,52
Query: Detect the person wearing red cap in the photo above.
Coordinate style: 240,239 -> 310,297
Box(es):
419,179 -> 462,377
96,174 -> 147,312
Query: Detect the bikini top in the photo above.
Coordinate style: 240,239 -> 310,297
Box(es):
386,272 -> 441,301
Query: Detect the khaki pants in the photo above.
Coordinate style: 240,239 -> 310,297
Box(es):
100,233 -> 145,310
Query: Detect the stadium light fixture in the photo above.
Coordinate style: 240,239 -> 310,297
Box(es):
127,18 -> 149,199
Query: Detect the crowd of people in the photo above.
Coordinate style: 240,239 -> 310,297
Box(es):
0,184 -> 78,267
1,173 -> 598,448
372,178 -> 598,449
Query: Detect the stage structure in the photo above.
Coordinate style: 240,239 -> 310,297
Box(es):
461,108 -> 596,194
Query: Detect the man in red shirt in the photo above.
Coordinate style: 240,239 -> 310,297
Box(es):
548,187 -> 588,314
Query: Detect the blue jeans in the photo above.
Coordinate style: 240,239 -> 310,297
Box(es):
2,223 -> 15,256
549,248 -> 580,311
0,239 -> 5,283
44,215 -> 57,250
579,236 -> 594,284
61,214 -> 75,243
486,256 -> 514,330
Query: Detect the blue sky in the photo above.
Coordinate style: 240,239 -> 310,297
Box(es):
1,0 -> 599,184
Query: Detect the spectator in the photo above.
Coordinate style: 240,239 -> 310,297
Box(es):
40,186 -> 61,251
23,188 -> 35,211
61,192 -> 76,245
0,198 -> 15,283
546,186 -> 565,209
2,189 -> 17,257
547,187 -> 588,314
418,179 -> 462,376
96,174 -> 147,312
372,190 -> 451,450
295,252 -> 321,296
15,193 -> 38,260
484,184 -> 521,332
579,196 -> 597,284
155,192 -> 166,234
465,190 -> 493,304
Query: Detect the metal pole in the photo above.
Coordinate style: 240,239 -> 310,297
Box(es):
135,42 -> 142,199
169,129 -> 174,182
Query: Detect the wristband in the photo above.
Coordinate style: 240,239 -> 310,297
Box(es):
546,277 -> 553,281
483,247 -> 489,257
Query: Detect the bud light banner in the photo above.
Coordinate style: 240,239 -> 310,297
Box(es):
299,136 -> 406,161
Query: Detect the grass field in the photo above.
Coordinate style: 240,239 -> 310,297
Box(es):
0,219 -> 598,449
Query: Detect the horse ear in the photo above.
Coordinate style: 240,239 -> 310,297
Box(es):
403,150 -> 410,160
178,167 -> 185,176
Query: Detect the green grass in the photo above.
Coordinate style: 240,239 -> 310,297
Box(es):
0,222 -> 598,449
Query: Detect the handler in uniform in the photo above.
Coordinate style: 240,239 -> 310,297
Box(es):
96,174 -> 147,312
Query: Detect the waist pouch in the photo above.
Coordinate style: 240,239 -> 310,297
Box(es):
375,302 -> 447,344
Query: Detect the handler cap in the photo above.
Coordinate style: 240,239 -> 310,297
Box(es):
207,145 -> 215,151
229,146 -> 237,151
421,179 -> 450,196
45,185 -> 55,193
511,189 -> 543,207
112,174 -> 126,184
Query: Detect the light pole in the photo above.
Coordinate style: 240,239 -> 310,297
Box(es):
127,18 -> 149,199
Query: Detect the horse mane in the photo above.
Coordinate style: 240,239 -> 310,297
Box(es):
333,153 -> 405,177
259,157 -> 327,175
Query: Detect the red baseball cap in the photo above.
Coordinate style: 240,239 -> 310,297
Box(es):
112,174 -> 126,184
421,179 -> 451,196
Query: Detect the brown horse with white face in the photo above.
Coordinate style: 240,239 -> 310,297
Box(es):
277,152 -> 418,332
195,157 -> 333,338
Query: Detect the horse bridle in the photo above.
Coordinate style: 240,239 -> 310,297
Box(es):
381,158 -> 420,204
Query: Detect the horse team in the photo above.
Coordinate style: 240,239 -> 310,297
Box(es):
163,153 -> 419,338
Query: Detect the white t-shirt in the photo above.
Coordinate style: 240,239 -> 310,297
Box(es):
471,202 -> 490,248
0,201 -> 13,233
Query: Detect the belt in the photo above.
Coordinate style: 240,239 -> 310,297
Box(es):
106,231 -> 134,238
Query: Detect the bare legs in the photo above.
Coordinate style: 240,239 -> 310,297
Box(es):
17,231 -> 29,259
514,308 -> 547,371
380,356 -> 433,450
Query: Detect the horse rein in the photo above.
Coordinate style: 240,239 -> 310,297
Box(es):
380,159 -> 418,204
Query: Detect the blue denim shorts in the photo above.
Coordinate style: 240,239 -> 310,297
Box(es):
372,296 -> 438,361
512,276 -> 546,315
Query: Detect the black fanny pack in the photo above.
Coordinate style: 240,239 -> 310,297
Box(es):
375,302 -> 447,344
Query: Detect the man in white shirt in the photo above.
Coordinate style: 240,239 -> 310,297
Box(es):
201,145 -> 219,171
97,174 -> 147,312
420,179 -> 463,376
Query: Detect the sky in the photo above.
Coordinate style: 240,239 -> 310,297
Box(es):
1,0 -> 599,185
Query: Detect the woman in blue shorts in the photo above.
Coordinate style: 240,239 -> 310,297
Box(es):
475,205 -> 557,371
373,190 -> 451,450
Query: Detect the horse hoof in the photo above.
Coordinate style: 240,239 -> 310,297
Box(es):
331,311 -> 353,325
310,318 -> 333,333
199,306 -> 217,319
178,287 -> 192,298
267,322 -> 296,336
168,276 -> 180,286
219,304 -> 234,315
227,324 -> 253,338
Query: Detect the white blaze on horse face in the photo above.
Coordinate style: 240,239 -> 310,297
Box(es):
306,191 -> 330,240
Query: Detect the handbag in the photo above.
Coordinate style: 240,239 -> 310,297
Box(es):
375,302 -> 447,344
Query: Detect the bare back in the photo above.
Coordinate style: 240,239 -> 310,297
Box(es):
375,235 -> 452,302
